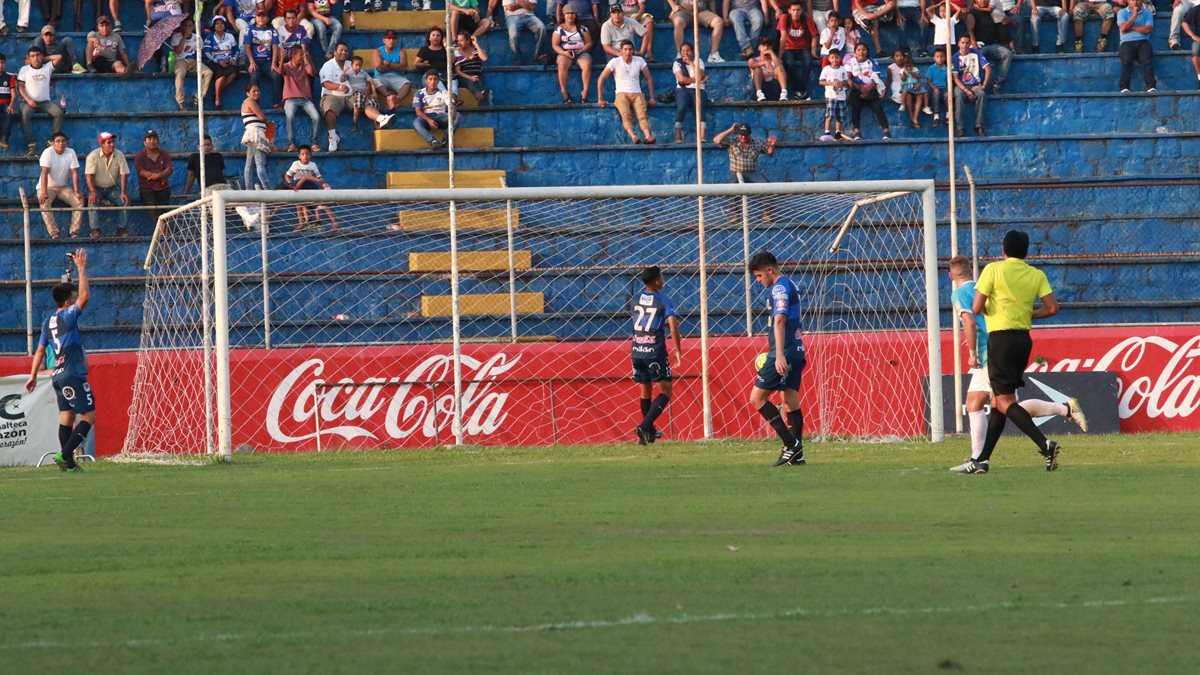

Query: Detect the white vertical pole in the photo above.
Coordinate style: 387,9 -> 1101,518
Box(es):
445,6 -> 463,446
212,192 -> 234,461
194,3 -> 207,194
693,9 -> 712,439
965,165 -> 978,277
201,202 -> 215,456
923,186 -> 944,443
739,182 -> 752,336
506,198 -> 518,343
260,201 -> 271,348
20,188 -> 32,355
946,36 -> 960,436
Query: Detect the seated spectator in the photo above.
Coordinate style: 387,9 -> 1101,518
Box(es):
371,30 -> 413,103
0,54 -> 13,153
271,0 -> 315,36
241,84 -> 272,188
601,4 -> 651,62
342,55 -> 377,130
748,37 -> 788,100
17,47 -> 62,158
672,42 -> 709,142
451,0 -> 494,41
597,39 -> 657,144
203,16 -> 240,108
714,122 -> 775,182
276,9 -> 312,55
282,146 -> 338,231
32,25 -> 83,74
819,12 -> 846,64
318,42 -> 351,151
843,13 -> 863,51
925,45 -> 949,125
3,0 -> 29,33
724,0 -> 766,59
1117,0 -> 1155,91
818,47 -> 848,140
552,8 -> 593,102
1030,0 -> 1070,53
993,0 -> 1026,52
885,47 -> 906,105
280,45 -> 320,151
184,135 -> 229,195
454,32 -> 491,104
412,69 -> 461,149
670,0 -> 726,62
777,0 -> 818,100
899,54 -> 930,126
1170,0 -> 1199,50
1181,3 -> 1200,87
145,0 -> 185,29
844,41 -> 889,139
307,0 -> 342,58
926,0 -> 963,53
245,11 -> 282,108
134,130 -> 173,229
895,0 -> 927,55
38,132 -> 83,238
559,0 -> 603,61
414,26 -> 450,76
950,34 -> 989,135
37,0 -> 63,29
86,17 -> 131,73
170,18 -> 212,110
84,132 -> 129,237
967,0 -> 1011,93
614,0 -> 657,60
504,0 -> 547,65
1071,0 -> 1115,52
852,0 -> 897,54
223,0 -> 258,47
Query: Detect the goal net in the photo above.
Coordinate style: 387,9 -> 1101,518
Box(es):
123,182 -> 941,460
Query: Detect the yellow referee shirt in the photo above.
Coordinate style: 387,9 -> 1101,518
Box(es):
975,257 -> 1052,332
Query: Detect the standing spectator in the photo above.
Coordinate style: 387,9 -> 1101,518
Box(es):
1071,0 -> 1115,52
967,0 -> 1012,93
245,11 -> 282,109
283,146 -> 338,231
601,4 -> 650,60
852,0 -> 898,54
749,36 -> 788,100
145,0 -> 185,29
203,16 -> 240,108
223,0 -> 258,47
170,17 -> 211,110
371,30 -> 413,103
414,25 -> 450,76
777,1 -> 818,100
276,9 -> 311,55
134,130 -> 173,229
669,0 -> 726,62
280,45 -> 320,151
307,0 -> 342,58
38,132 -> 82,237
844,41 -> 889,140
85,17 -> 131,73
672,42 -> 709,142
32,25 -> 83,74
725,0 -> 767,59
925,45 -> 948,125
17,47 -> 61,158
505,0 -> 547,64
1030,0 -> 1069,52
819,12 -> 846,63
951,34 -> 989,135
318,41 -> 351,151
1117,0 -> 1155,91
343,55 -> 377,130
1181,3 -> 1200,87
454,32 -> 491,104
818,47 -> 848,140
808,0 -> 836,34
1,0 -> 31,34
614,0 -> 657,60
451,0 -> 494,41
1170,0 -> 1199,50
269,0 -> 315,35
0,54 -> 14,152
895,0 -> 926,55
412,69 -> 461,149
713,122 -> 775,182
927,0 -> 963,53
597,39 -> 657,144
184,135 -> 229,195
84,132 -> 130,237
553,8 -> 594,102
241,84 -> 272,188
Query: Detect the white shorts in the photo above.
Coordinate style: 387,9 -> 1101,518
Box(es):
967,367 -> 992,394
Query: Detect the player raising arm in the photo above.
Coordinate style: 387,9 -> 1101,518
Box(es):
26,248 -> 94,472
631,266 -> 682,445
748,251 -> 807,467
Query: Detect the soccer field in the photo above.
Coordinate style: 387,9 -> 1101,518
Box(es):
3,434 -> 1199,674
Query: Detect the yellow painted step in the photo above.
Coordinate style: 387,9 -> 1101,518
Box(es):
350,48 -> 477,107
387,170 -> 507,189
397,209 -> 517,231
352,9 -> 442,31
375,127 -> 494,150
421,292 -> 544,317
409,250 -> 532,272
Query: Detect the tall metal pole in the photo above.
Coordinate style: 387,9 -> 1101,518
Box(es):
20,188 -> 33,355
923,186 -> 945,443
964,164 -> 978,276
195,2 -> 207,194
945,35 -> 960,434
201,201 -> 215,455
506,198 -> 518,342
693,2 -> 712,438
211,192 -> 233,461
446,5 -> 464,445
260,201 -> 271,348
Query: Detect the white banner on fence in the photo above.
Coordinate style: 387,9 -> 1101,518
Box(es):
0,375 -> 62,467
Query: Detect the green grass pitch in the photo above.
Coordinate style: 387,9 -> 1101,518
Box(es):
2,433 -> 1199,674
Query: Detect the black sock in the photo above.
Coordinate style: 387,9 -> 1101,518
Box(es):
758,401 -> 797,446
639,398 -> 651,417
787,409 -> 804,446
978,409 -> 1006,462
1005,404 -> 1049,453
641,394 -> 670,431
58,424 -> 72,451
60,421 -> 91,468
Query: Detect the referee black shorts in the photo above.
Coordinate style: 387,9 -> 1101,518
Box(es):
987,329 -> 1033,396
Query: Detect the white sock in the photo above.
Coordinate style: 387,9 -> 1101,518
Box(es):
968,410 -> 987,459
1019,399 -> 1068,418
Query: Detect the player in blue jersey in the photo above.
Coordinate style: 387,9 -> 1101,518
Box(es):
631,266 -> 682,446
947,255 -> 1087,474
748,252 -> 807,467
25,249 -> 93,472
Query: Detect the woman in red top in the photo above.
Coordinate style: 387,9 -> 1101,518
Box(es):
776,0 -> 818,100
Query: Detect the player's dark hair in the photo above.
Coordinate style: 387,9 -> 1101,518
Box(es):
52,283 -> 76,306
640,266 -> 662,286
1002,230 -> 1030,259
748,251 -> 778,272
948,255 -> 971,279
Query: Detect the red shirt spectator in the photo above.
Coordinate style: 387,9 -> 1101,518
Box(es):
134,145 -> 173,191
777,7 -> 818,51
272,0 -> 308,20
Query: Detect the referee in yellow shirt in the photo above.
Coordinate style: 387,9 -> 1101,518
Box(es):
963,230 -> 1061,474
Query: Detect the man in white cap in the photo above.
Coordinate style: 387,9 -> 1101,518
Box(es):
85,131 -> 130,238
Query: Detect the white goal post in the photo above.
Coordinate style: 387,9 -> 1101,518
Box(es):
126,180 -> 943,462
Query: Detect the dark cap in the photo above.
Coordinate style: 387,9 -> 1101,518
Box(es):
609,4 -> 623,11
144,130 -> 159,139
383,29 -> 398,38
97,15 -> 111,24
734,123 -> 751,136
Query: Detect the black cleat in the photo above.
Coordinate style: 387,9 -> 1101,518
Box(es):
773,441 -> 803,467
951,459 -> 989,474
788,449 -> 807,466
1041,440 -> 1060,471
634,426 -> 653,446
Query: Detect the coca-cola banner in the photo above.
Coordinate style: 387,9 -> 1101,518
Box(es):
1,324 -> 1195,456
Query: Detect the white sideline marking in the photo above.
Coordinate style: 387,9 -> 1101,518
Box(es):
0,596 -> 1190,651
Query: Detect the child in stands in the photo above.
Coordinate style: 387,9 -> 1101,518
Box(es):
818,48 -> 849,141
925,46 -> 949,126
900,56 -> 931,127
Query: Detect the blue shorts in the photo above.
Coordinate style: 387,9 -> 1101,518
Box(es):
632,357 -> 672,383
53,376 -> 96,414
754,355 -> 806,392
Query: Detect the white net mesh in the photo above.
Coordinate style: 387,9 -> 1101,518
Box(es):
123,185 -> 935,458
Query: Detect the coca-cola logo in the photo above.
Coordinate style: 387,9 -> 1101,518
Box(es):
266,353 -> 520,444
1028,336 -> 1200,421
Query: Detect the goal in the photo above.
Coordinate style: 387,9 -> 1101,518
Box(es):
123,181 -> 942,461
